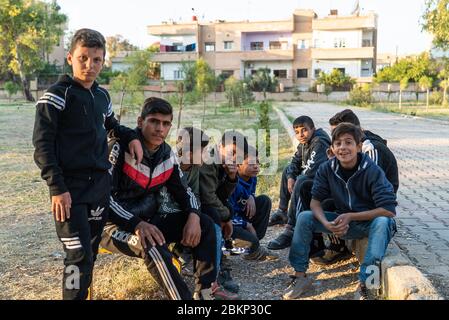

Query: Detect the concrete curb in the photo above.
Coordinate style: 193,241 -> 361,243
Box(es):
274,105 -> 443,300
380,241 -> 443,300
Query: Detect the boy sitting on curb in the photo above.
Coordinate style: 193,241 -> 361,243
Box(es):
284,123 -> 397,300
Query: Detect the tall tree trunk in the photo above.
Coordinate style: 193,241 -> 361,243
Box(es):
14,45 -> 34,102
443,87 -> 447,107
177,88 -> 184,130
117,90 -> 126,123
202,95 -> 206,123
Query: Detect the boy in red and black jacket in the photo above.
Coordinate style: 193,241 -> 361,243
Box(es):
101,97 -> 217,300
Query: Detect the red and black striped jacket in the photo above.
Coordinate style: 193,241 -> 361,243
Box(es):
108,128 -> 199,232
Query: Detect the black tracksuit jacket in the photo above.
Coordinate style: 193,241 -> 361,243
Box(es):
32,75 -> 137,196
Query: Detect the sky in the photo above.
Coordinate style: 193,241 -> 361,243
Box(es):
57,0 -> 433,55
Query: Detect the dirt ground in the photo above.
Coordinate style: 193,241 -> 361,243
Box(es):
0,102 -> 361,300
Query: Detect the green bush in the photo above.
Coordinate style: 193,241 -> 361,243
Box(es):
224,77 -> 254,108
347,84 -> 373,107
429,89 -> 443,105
4,81 -> 21,100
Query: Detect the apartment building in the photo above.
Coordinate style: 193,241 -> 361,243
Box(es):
147,9 -> 377,90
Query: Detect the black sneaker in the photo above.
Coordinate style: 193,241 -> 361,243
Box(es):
217,268 -> 240,293
268,209 -> 288,226
310,247 -> 352,266
267,228 -> 293,250
354,283 -> 369,300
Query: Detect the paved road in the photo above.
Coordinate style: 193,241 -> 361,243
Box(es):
280,102 -> 449,299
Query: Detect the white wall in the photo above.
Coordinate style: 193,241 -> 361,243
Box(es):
312,60 -> 361,78
161,62 -> 184,80
160,35 -> 196,46
312,30 -> 362,49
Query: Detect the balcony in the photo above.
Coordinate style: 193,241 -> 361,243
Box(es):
147,24 -> 198,36
240,48 -> 294,61
312,14 -> 377,31
311,47 -> 375,60
151,52 -> 198,63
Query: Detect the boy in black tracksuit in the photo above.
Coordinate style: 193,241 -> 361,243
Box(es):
267,116 -> 330,252
33,29 -> 142,300
100,98 -> 217,300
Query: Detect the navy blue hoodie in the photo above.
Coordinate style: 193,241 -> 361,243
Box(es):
311,153 -> 397,215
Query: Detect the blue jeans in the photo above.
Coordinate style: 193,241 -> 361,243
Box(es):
289,211 -> 397,284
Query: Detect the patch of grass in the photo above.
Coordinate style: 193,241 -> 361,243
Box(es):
352,102 -> 449,121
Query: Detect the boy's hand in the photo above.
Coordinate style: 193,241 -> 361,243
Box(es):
245,195 -> 256,219
51,192 -> 72,222
135,221 -> 165,249
332,213 -> 352,237
223,164 -> 238,180
128,139 -> 143,165
182,213 -> 201,247
221,220 -> 234,240
287,178 -> 296,194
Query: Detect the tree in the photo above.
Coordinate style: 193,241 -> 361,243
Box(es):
105,34 -> 139,67
439,69 -> 449,107
109,50 -> 154,121
422,0 -> 449,50
316,69 -> 355,91
0,0 -> 67,101
195,58 -> 215,122
399,77 -> 409,110
419,76 -> 433,111
249,68 -> 278,101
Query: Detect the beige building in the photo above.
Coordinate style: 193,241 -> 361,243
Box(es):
148,9 -> 378,90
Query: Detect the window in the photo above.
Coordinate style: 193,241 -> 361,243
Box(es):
314,68 -> 322,78
362,39 -> 372,47
298,40 -> 309,50
297,69 -> 308,78
174,70 -> 184,80
314,39 -> 320,48
205,42 -> 215,52
334,38 -> 346,48
224,41 -> 233,50
337,68 -> 345,75
250,42 -> 264,51
220,70 -> 234,79
269,41 -> 281,50
273,70 -> 287,79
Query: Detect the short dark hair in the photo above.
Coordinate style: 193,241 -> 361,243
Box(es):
177,127 -> 209,157
329,109 -> 361,127
221,130 -> 249,164
140,97 -> 173,119
293,115 -> 315,129
70,29 -> 106,58
244,145 -> 258,161
331,122 -> 363,145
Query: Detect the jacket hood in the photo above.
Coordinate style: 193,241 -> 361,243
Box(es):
363,130 -> 387,146
309,128 -> 331,146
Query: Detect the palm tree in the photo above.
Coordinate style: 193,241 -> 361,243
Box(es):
399,77 -> 409,110
419,76 -> 433,112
